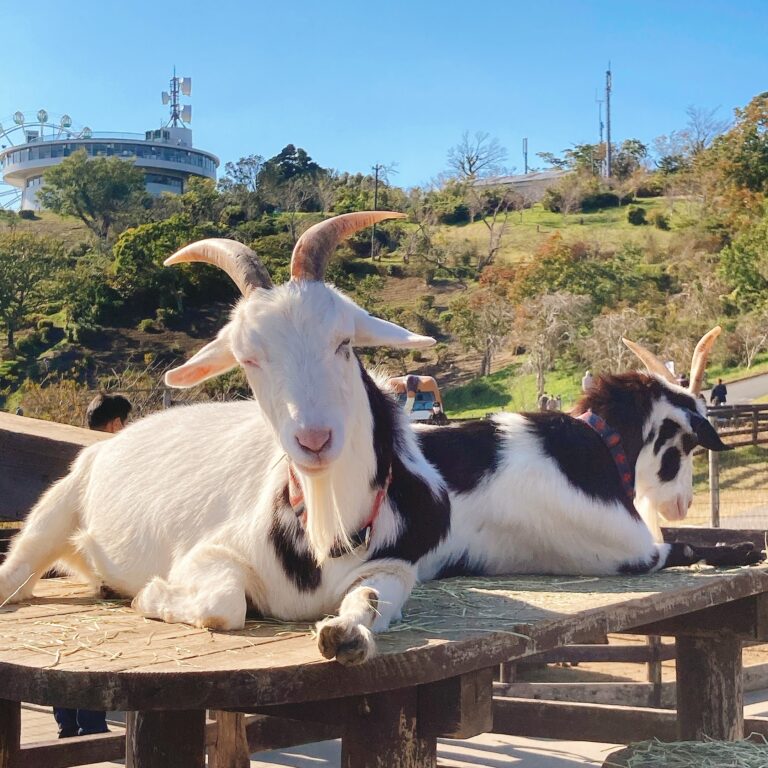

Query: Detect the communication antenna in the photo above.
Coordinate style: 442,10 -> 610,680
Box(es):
522,137 -> 529,174
162,68 -> 193,127
605,64 -> 612,178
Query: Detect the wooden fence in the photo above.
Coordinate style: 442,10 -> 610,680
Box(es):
709,403 -> 768,449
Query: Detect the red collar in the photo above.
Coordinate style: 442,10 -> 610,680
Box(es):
576,410 -> 635,502
287,463 -> 392,558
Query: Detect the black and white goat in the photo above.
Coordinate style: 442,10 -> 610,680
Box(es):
0,215 -> 759,667
415,329 -> 759,581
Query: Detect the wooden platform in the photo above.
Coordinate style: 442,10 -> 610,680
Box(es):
1,567 -> 767,713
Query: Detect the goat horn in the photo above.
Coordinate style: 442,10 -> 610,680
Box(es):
164,239 -> 273,296
291,211 -> 407,282
689,326 -> 721,396
622,337 -> 677,386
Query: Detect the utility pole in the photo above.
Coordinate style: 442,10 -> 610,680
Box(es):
605,64 -> 612,178
522,138 -> 528,174
595,90 -> 605,176
370,163 -> 382,260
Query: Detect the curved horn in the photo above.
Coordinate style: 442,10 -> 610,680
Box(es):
164,238 -> 272,296
290,211 -> 407,282
622,337 -> 677,385
689,326 -> 721,396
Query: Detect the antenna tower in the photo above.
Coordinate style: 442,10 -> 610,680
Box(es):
605,64 -> 612,178
522,138 -> 529,174
161,68 -> 192,127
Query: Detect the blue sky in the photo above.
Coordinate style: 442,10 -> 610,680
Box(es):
2,0 -> 767,187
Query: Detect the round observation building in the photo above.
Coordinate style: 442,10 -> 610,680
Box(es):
0,75 -> 218,210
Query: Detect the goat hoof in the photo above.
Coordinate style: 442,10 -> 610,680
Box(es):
316,618 -> 375,665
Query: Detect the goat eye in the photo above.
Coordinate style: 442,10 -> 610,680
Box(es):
336,339 -> 351,356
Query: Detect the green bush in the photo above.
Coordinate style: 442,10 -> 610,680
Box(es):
581,192 -> 620,212
651,211 -> 670,230
137,318 -> 157,333
541,188 -> 564,213
627,206 -> 647,226
19,210 -> 36,220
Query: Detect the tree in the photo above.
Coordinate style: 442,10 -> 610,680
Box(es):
448,288 -> 514,376
0,232 -> 65,350
683,105 -> 729,156
580,309 -> 650,373
447,131 -> 507,179
719,206 -> 768,310
733,309 -> 768,368
220,154 -> 265,194
511,292 -> 589,398
465,184 -> 520,272
38,149 -> 146,240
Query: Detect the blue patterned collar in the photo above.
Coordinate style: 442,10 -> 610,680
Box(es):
576,410 -> 635,501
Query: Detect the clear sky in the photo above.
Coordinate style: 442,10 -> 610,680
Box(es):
2,0 -> 767,188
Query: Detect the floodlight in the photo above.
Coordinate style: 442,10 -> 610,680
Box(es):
13,112 -> 24,125
162,91 -> 170,105
181,105 -> 192,123
180,77 -> 192,96
37,110 -> 48,123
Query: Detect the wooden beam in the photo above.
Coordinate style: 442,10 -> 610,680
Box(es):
618,594 -> 768,640
340,688 -> 436,768
676,635 -> 743,740
493,681 -> 676,709
15,731 -> 126,768
244,714 -> 338,752
0,699 -> 20,768
130,710 -> 206,768
418,668 -> 493,739
521,642 -> 676,664
209,711 -> 249,768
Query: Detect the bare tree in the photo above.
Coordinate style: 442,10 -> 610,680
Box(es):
580,309 -> 650,373
683,105 -> 730,156
733,310 -> 768,369
511,292 -> 589,398
465,184 -> 520,272
447,131 -> 507,179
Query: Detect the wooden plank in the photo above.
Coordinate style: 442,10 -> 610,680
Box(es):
493,697 -> 676,742
0,413 -> 107,522
676,634 -> 743,741
493,681 -> 676,708
618,594 -> 768,640
0,699 -> 20,768
244,714 -> 338,752
209,711 -> 249,768
130,710 -> 206,768
340,688 -> 436,768
662,527 -> 768,550
521,642 -> 676,664
15,731 -> 125,768
418,669 -> 494,739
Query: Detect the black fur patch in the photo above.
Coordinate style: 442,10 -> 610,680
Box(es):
416,421 -> 503,493
433,553 -> 485,579
658,447 -> 681,482
525,412 -> 639,517
654,419 -> 680,455
618,549 -> 660,575
681,433 -> 697,455
359,365 -> 451,564
268,489 -> 322,593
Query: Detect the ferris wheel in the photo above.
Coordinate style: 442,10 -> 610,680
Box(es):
0,110 -> 91,210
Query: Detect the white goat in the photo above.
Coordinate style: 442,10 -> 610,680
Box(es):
0,212 -> 449,664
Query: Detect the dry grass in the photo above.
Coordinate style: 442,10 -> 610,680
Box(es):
607,737 -> 768,767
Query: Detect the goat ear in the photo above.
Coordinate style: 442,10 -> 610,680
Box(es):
688,411 -> 731,452
165,329 -> 238,388
353,310 -> 436,349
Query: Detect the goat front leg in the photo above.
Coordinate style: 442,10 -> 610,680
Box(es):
317,563 -> 416,666
132,544 -> 249,630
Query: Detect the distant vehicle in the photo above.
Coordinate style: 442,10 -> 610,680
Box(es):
387,375 -> 447,424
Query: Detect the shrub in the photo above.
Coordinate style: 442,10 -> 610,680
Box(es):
541,188 -> 563,213
627,206 -> 647,226
651,211 -> 670,230
19,209 -> 36,220
581,192 -> 620,212
137,318 -> 157,333
386,263 -> 404,277
410,350 -> 425,363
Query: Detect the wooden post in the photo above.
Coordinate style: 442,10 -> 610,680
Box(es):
708,416 -> 720,528
130,710 -> 206,768
0,699 -> 20,768
341,689 -> 436,768
125,712 -> 136,768
209,711 -> 250,768
675,634 -> 743,740
498,661 -> 516,684
753,407 -> 759,447
646,636 -> 663,709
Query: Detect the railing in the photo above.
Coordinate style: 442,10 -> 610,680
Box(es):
708,403 -> 768,449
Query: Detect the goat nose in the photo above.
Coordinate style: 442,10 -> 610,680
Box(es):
296,428 -> 332,454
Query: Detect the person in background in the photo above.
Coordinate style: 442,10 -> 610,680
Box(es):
538,393 -> 549,411
581,370 -> 595,393
546,394 -> 558,411
53,394 -> 131,738
85,394 -> 132,433
710,379 -> 728,407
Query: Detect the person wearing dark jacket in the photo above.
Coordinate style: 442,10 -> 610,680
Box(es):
710,379 -> 728,406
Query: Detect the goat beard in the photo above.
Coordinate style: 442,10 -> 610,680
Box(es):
299,471 -> 353,565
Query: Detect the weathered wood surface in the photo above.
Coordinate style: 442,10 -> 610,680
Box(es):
0,568 -> 767,711
0,413 -> 107,522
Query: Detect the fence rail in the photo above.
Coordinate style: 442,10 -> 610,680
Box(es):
709,403 -> 768,449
